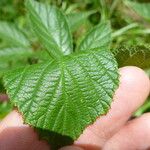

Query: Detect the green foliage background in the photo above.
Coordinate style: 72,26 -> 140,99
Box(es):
0,0 -> 150,119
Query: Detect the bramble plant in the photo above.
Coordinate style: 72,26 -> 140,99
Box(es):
1,0 -> 150,149
3,0 -> 119,143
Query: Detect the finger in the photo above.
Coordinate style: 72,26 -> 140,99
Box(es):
103,113 -> 150,150
59,146 -> 83,150
0,110 -> 49,150
75,66 -> 150,149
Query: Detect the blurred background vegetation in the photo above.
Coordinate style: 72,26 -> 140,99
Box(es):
0,0 -> 150,119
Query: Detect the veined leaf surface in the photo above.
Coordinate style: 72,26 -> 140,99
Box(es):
4,49 -> 119,140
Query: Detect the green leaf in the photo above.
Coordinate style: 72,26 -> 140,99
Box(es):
113,45 -> 150,69
26,0 -> 73,59
4,49 -> 119,140
67,11 -> 96,32
0,22 -> 30,47
77,21 -> 111,51
125,1 -> 150,21
0,47 -> 33,62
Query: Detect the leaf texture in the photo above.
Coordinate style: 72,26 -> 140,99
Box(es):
26,0 -> 73,59
77,21 -> 111,51
4,49 -> 119,140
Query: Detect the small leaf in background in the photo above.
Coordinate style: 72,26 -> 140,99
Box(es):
67,10 -> 96,32
0,22 -> 30,47
0,47 -> 33,61
26,0 -> 73,59
4,49 -> 119,144
125,1 -> 150,21
113,44 -> 150,69
77,21 -> 111,51
0,47 -> 33,77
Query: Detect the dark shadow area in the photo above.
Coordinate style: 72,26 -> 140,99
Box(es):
36,128 -> 74,150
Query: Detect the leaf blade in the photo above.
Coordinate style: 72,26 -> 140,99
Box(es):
4,49 -> 119,140
0,47 -> 33,62
26,0 -> 73,59
77,21 -> 111,51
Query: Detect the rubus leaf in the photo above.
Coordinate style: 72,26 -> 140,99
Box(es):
0,22 -> 30,47
26,0 -> 73,59
67,11 -> 96,32
125,1 -> 150,21
77,21 -> 111,51
4,49 -> 119,140
0,47 -> 33,62
113,45 -> 150,69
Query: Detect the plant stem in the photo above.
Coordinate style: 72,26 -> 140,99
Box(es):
112,23 -> 139,38
99,0 -> 109,22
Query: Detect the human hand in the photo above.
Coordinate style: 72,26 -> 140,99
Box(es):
0,66 -> 149,150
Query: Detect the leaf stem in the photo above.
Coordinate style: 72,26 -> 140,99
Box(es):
112,23 -> 139,38
99,0 -> 109,22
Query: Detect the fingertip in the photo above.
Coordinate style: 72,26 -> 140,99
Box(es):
116,66 -> 150,111
119,66 -> 150,96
